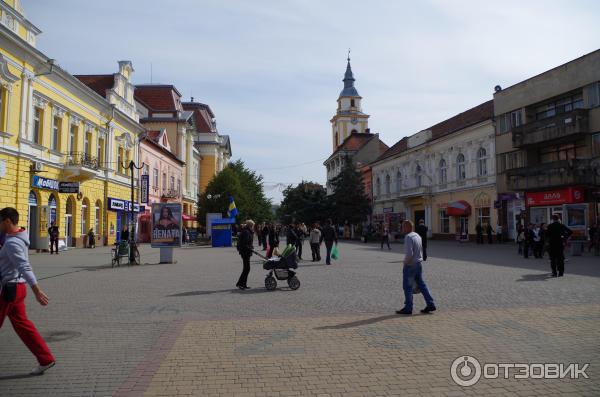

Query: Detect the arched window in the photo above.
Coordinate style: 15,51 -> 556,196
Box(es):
375,177 -> 381,197
439,159 -> 447,184
385,174 -> 391,194
81,198 -> 90,236
396,171 -> 402,193
477,147 -> 487,176
457,153 -> 466,181
95,200 -> 102,235
350,99 -> 355,107
415,164 -> 423,187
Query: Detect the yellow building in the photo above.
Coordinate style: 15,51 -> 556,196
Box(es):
0,0 -> 143,249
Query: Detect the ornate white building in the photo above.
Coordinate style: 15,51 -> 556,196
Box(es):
371,101 -> 498,239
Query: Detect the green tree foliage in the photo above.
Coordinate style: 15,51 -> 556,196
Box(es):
197,160 -> 272,225
277,182 -> 333,225
330,158 -> 370,225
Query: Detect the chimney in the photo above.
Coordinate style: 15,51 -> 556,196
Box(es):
365,128 -> 370,134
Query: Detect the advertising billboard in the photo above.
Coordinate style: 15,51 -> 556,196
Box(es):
151,203 -> 182,248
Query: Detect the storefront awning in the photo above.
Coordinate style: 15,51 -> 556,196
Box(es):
182,214 -> 195,222
446,200 -> 472,216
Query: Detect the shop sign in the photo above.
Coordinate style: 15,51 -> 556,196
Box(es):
526,187 -> 585,206
498,192 -> 522,201
32,175 -> 59,191
140,175 -> 149,204
383,207 -> 394,214
151,203 -> 182,248
107,197 -> 140,212
494,200 -> 501,209
59,182 -> 80,194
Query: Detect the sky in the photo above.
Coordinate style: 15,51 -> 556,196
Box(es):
23,0 -> 600,203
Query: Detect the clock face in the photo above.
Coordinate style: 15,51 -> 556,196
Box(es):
351,118 -> 358,125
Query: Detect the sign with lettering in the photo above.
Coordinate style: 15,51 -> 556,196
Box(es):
526,187 -> 585,206
59,182 -> 80,194
383,207 -> 394,214
107,197 -> 140,212
32,175 -> 59,191
140,175 -> 149,204
151,203 -> 182,248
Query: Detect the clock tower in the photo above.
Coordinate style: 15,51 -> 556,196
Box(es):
330,54 -> 370,150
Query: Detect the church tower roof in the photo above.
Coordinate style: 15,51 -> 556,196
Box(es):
339,53 -> 360,98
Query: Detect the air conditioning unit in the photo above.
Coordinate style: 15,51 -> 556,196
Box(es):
33,161 -> 43,172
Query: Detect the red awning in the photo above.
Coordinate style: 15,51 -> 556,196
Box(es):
446,200 -> 472,216
138,213 -> 151,220
182,214 -> 195,221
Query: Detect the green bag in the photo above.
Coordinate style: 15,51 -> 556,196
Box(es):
281,244 -> 296,258
331,245 -> 340,260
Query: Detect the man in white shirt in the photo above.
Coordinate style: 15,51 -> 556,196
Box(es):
396,220 -> 436,315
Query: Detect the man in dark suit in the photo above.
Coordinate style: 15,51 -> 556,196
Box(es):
415,219 -> 428,261
545,214 -> 572,277
236,220 -> 255,290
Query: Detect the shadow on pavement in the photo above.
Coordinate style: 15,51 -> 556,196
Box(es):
516,273 -> 553,282
168,287 -> 285,297
0,373 -> 34,381
315,314 -> 399,330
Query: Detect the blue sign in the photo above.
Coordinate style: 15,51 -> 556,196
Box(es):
108,197 -> 140,212
32,175 -> 59,191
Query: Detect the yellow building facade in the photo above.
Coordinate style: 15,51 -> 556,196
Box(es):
0,1 -> 143,249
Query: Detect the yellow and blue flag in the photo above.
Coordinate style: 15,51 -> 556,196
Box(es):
227,196 -> 238,218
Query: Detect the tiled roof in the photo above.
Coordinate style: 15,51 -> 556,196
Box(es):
74,74 -> 114,98
182,102 -> 215,133
335,133 -> 376,153
146,130 -> 161,142
134,85 -> 182,112
374,100 -> 493,163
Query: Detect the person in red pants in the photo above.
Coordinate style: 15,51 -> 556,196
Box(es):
0,207 -> 55,375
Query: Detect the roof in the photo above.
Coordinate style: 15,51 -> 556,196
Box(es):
140,134 -> 185,165
74,74 -> 115,98
326,133 -> 389,164
182,101 -> 216,133
134,85 -> 182,112
373,100 -> 493,163
339,58 -> 360,98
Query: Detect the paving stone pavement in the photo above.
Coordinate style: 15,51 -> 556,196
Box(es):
0,240 -> 599,396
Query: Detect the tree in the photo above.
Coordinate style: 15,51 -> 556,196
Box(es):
197,160 -> 272,226
277,181 -> 332,225
330,158 -> 370,225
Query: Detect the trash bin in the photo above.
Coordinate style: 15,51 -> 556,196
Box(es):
571,241 -> 583,256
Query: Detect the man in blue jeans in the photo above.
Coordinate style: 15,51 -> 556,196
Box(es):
396,220 -> 436,315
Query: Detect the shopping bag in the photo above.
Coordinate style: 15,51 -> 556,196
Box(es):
331,245 -> 340,260
411,276 -> 421,294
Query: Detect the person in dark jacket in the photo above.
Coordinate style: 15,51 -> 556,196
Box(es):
415,219 -> 428,261
286,224 -> 299,247
236,220 -> 255,290
475,223 -> 484,244
267,223 -> 279,258
523,223 -> 533,259
320,219 -> 338,265
486,223 -> 493,244
261,223 -> 269,251
546,215 -> 573,277
87,228 -> 96,249
48,221 -> 60,254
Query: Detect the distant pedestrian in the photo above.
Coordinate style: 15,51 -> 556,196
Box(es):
475,222 -> 484,245
87,228 -> 96,249
415,219 -> 428,261
120,226 -> 129,242
486,223 -> 493,244
496,224 -> 503,244
380,226 -> 391,250
546,215 -> 572,277
516,228 -> 525,255
296,223 -> 307,260
588,223 -> 598,253
48,221 -> 59,254
0,207 -> 56,375
287,224 -> 298,248
236,220 -> 255,290
532,224 -> 543,258
321,219 -> 338,265
267,223 -> 279,258
309,224 -> 322,262
261,223 -> 269,251
396,220 -> 436,315
523,223 -> 533,259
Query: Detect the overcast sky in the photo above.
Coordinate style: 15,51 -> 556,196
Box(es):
24,0 -> 600,203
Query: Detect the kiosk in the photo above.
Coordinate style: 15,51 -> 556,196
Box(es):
211,218 -> 236,247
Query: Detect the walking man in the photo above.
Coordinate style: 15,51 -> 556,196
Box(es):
321,219 -> 338,265
486,223 -> 493,244
546,214 -> 572,277
415,219 -> 428,261
396,220 -> 436,315
48,221 -> 59,254
267,223 -> 279,258
475,222 -> 483,245
309,224 -> 322,262
380,226 -> 391,250
0,207 -> 56,375
236,220 -> 255,290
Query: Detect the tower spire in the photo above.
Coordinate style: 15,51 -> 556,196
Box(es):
340,50 -> 359,97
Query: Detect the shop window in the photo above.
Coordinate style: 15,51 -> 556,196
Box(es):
439,209 -> 449,233
477,207 -> 491,228
48,194 -> 57,225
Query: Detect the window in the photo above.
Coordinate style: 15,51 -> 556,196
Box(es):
396,171 -> 402,193
510,110 -> 522,128
0,88 -> 5,130
588,82 -> 600,108
385,174 -> 391,195
33,107 -> 42,143
177,178 -> 181,193
439,210 -> 449,233
539,143 -> 581,163
375,177 -> 381,197
81,204 -> 87,236
438,159 -> 447,184
477,148 -> 487,176
69,125 -> 77,153
84,130 -> 91,157
95,205 -> 100,234
593,133 -> 600,155
162,172 -> 167,191
117,147 -> 124,173
170,176 -> 175,191
97,137 -> 105,166
51,116 -> 60,151
456,153 -> 466,181
536,93 -> 584,120
477,207 -> 491,228
153,168 -> 159,188
415,164 -> 422,187
350,99 -> 355,107
497,114 -> 509,134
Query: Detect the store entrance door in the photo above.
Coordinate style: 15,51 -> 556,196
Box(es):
414,210 -> 425,225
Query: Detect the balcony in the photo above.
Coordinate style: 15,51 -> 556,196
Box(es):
506,159 -> 598,191
398,185 -> 432,198
63,152 -> 99,181
512,109 -> 589,148
161,189 -> 180,200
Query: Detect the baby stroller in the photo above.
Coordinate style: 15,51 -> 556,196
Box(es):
256,244 -> 300,291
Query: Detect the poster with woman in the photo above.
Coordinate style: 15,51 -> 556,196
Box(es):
151,203 -> 182,247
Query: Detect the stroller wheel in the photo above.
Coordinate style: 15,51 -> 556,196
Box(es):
265,276 -> 277,291
287,276 -> 301,290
